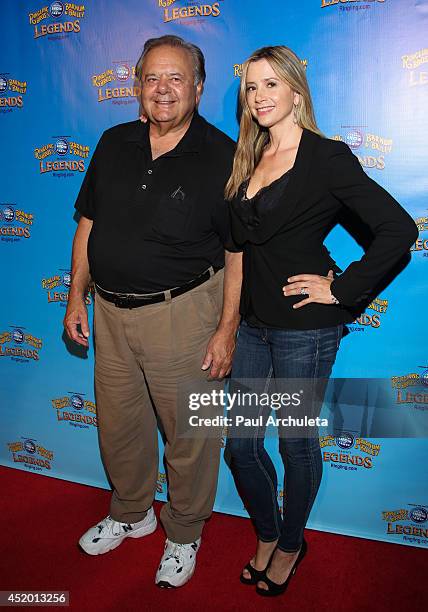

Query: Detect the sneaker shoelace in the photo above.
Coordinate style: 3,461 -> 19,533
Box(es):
165,542 -> 185,564
101,516 -> 132,537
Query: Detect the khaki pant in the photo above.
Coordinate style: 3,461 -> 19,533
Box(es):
94,269 -> 224,543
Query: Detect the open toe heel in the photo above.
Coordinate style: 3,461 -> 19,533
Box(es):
240,562 -> 268,585
256,538 -> 307,597
240,548 -> 276,585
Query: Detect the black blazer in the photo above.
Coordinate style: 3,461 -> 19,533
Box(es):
230,128 -> 418,330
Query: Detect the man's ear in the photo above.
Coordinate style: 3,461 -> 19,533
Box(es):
195,81 -> 203,106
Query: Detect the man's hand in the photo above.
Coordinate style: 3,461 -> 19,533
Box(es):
283,269 -> 336,309
201,251 -> 242,379
65,216 -> 92,347
201,327 -> 237,380
63,295 -> 90,347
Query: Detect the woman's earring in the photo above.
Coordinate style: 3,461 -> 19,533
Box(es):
293,104 -> 298,124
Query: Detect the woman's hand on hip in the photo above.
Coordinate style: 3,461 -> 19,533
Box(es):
283,270 -> 337,309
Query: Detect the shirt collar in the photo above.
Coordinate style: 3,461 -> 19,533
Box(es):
126,110 -> 206,157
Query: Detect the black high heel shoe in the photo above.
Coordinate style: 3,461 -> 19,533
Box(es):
240,548 -> 276,585
240,562 -> 268,586
255,538 -> 308,597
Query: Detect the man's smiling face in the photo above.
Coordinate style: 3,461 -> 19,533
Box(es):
140,45 -> 202,129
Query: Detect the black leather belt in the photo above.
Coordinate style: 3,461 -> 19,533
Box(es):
95,266 -> 222,309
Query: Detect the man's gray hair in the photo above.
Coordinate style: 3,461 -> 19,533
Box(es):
135,35 -> 206,86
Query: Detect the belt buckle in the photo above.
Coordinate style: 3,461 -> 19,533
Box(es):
114,294 -> 133,309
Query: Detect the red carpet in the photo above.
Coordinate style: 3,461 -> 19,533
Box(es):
0,465 -> 426,611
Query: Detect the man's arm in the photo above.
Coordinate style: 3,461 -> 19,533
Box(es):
63,216 -> 93,347
202,250 -> 242,378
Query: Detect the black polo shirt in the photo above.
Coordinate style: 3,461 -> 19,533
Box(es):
74,111 -> 237,293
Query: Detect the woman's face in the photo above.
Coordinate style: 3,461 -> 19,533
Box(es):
245,58 -> 299,129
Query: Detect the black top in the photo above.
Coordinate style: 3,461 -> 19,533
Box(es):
74,111 -> 238,293
237,168 -> 293,229
230,128 -> 418,330
238,169 -> 293,327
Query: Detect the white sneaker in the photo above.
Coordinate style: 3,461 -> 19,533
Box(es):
79,506 -> 157,555
155,538 -> 201,588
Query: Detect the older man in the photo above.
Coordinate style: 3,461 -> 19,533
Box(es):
64,35 -> 242,587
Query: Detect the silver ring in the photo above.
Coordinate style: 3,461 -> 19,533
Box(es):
300,287 -> 307,295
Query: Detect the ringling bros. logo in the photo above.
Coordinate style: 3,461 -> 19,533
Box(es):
382,505 -> 428,546
92,63 -> 140,105
29,2 -> 85,40
159,0 -> 222,23
157,471 -> 167,494
348,296 -> 388,332
332,128 -> 392,171
52,393 -> 97,428
402,48 -> 428,87
0,74 -> 27,113
411,215 -> 428,257
0,328 -> 43,363
41,270 -> 92,307
233,58 -> 308,78
0,204 -> 34,243
320,433 -> 381,470
321,0 -> 385,11
391,366 -> 428,412
7,438 -> 54,472
34,137 -> 89,177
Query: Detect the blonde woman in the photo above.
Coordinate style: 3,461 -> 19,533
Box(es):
225,46 -> 417,597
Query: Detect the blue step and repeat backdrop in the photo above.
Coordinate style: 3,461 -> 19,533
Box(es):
1,0 -> 428,547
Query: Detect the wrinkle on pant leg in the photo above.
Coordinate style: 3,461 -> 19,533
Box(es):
226,323 -> 283,541
273,326 -> 340,551
94,294 -> 159,524
135,271 -> 225,543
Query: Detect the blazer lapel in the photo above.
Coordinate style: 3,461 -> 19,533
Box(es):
272,128 -> 319,228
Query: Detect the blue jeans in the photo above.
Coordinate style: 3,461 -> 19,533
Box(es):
226,320 -> 343,552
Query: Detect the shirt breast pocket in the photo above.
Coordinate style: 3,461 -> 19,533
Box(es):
150,186 -> 195,243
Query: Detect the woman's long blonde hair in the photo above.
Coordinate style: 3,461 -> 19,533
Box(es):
225,45 -> 322,200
